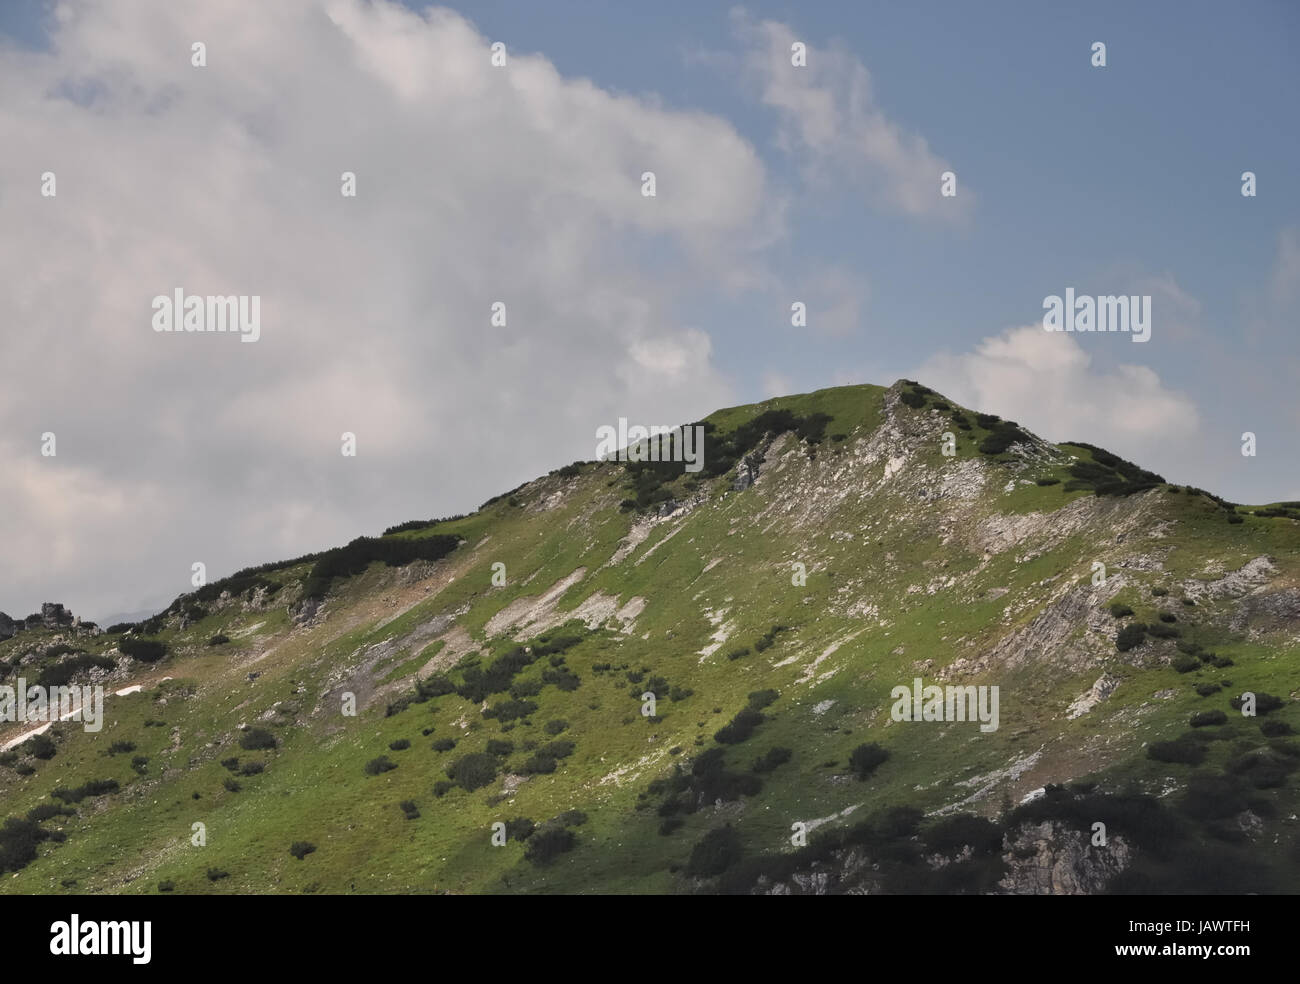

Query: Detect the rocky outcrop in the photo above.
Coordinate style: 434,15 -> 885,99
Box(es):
732,453 -> 762,491
0,611 -> 15,640
998,820 -> 1131,894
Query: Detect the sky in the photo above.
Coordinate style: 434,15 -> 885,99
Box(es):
0,0 -> 1296,622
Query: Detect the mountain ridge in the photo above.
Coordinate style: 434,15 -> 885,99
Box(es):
1,378 -> 1296,894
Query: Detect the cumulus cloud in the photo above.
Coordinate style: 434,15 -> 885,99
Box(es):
0,0 -> 777,617
914,326 -> 1201,472
727,8 -> 968,219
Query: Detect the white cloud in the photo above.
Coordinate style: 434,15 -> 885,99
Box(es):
0,0 -> 777,617
728,8 -> 968,219
914,326 -> 1201,467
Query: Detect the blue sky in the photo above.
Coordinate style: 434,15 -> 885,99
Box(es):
410,0 -> 1300,492
0,1 -> 1296,619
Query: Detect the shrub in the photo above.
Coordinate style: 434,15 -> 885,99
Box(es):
107,740 -> 135,756
1189,710 -> 1227,728
524,827 -> 576,866
399,800 -> 420,820
849,742 -> 890,780
50,779 -> 119,804
223,778 -> 241,792
24,734 -> 57,760
714,707 -> 765,745
239,728 -> 277,751
238,761 -> 264,776
221,757 -> 240,772
482,698 -> 537,723
26,803 -> 74,823
364,756 -> 397,776
1261,720 -> 1294,737
207,634 -> 230,646
446,753 -> 497,791
118,638 -> 167,663
1231,693 -> 1284,715
486,739 -> 514,757
923,814 -> 1004,856
388,739 -> 410,751
1109,603 -> 1134,618
431,738 -> 456,752
725,647 -> 750,661
1152,587 -> 1169,597
1036,477 -> 1061,486
1158,613 -> 1177,623
747,689 -> 779,711
1171,655 -> 1200,673
206,868 -> 229,882
301,533 -> 462,601
35,653 -> 116,688
899,389 -> 926,409
432,780 -> 455,797
1147,622 -> 1180,639
0,817 -> 50,873
289,841 -> 316,860
544,719 -> 568,736
659,816 -> 685,836
1147,737 -> 1207,765
752,747 -> 792,773
686,825 -> 742,877
1116,623 -> 1147,652
158,880 -> 175,892
1195,683 -> 1222,697
505,817 -> 536,841
522,753 -> 557,775
1212,655 -> 1234,668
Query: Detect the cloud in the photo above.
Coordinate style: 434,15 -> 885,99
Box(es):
0,0 -> 777,617
726,8 -> 968,219
914,326 -> 1201,471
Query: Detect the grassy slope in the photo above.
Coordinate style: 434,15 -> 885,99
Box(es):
1,380 -> 1296,894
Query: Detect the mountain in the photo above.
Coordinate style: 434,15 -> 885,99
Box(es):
1,379 -> 1297,894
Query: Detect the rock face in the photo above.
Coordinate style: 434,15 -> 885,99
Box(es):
0,611 -> 15,640
41,602 -> 72,628
998,821 -> 1131,894
732,453 -> 762,491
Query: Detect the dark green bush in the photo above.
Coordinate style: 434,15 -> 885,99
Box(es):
1109,602 -> 1134,618
1116,623 -> 1147,652
118,638 -> 167,663
1147,737 -> 1207,765
686,824 -> 743,877
239,728 -> 277,751
524,827 -> 576,866
446,753 -> 497,791
24,734 -> 57,760
1189,710 -> 1227,727
364,756 -> 397,776
431,738 -> 456,752
849,742 -> 890,779
289,841 -> 316,860
389,739 -> 410,751
752,747 -> 792,773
